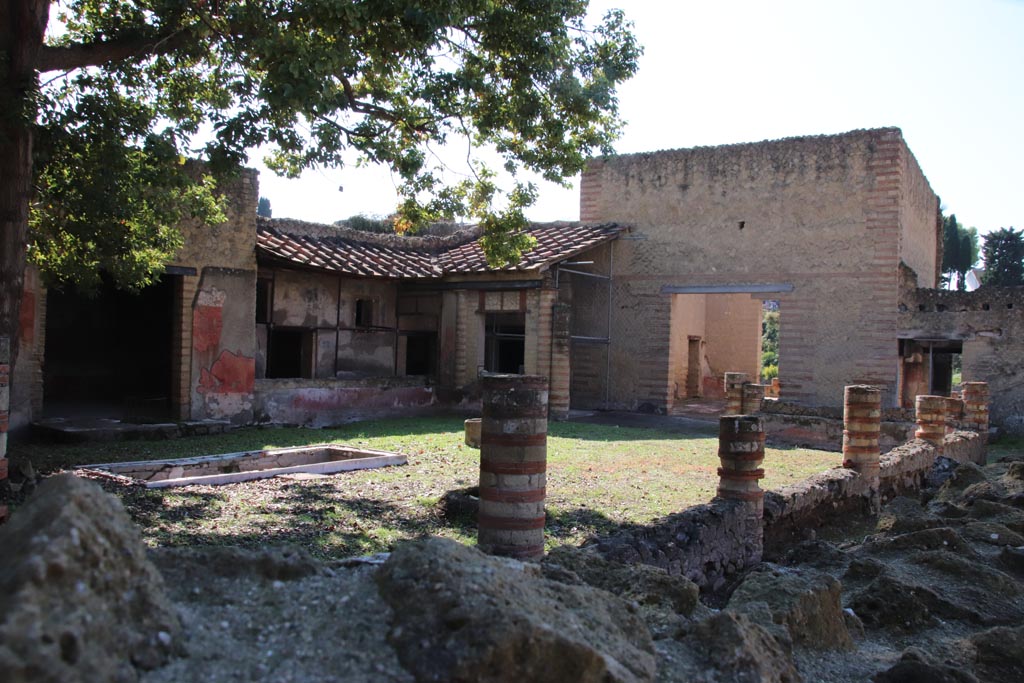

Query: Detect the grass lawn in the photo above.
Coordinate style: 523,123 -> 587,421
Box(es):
10,416 -> 839,558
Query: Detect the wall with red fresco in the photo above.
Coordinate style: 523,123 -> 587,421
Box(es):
189,268 -> 257,423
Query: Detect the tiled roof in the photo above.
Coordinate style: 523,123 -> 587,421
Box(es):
436,222 -> 625,274
256,226 -> 441,278
256,219 -> 626,279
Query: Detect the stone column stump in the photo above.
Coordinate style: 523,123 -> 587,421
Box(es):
464,418 -> 481,448
741,383 -> 765,415
478,374 -> 549,560
915,395 -> 947,453
717,415 -> 766,563
962,382 -> 990,436
723,372 -> 749,416
843,385 -> 881,510
944,396 -> 963,435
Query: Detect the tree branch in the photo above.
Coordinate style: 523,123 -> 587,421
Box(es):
36,29 -> 194,73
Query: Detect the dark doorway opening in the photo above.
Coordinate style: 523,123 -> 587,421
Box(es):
267,328 -> 315,379
404,333 -> 437,377
898,339 -> 963,408
485,312 -> 525,374
44,274 -> 176,420
686,336 -> 703,397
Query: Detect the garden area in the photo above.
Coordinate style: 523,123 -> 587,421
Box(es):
12,416 -> 841,558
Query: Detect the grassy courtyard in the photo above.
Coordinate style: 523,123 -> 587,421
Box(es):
12,416 -> 839,558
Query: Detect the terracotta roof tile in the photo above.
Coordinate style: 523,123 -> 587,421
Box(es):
256,220 -> 626,279
435,222 -> 625,274
257,227 -> 441,278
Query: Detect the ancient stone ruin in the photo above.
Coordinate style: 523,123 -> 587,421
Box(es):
3,373 -> 1022,682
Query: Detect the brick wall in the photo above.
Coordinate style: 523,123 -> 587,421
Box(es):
578,128 -> 936,409
900,285 -> 1024,433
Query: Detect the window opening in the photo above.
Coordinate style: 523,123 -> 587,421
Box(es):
485,312 -> 525,374
404,333 -> 437,376
355,299 -> 374,327
267,328 -> 315,378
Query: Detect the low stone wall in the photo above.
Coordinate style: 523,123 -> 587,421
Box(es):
254,377 -> 437,427
763,431 -> 985,549
593,429 -> 986,590
591,498 -> 761,592
759,412 -> 915,453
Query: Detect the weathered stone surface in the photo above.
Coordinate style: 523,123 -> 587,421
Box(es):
906,551 -> 1020,596
872,647 -> 979,683
690,610 -> 802,683
150,544 -> 320,581
876,496 -> 940,534
931,463 -> 990,504
375,536 -> 656,683
0,474 -> 180,683
967,625 -> 1024,683
728,564 -> 852,650
866,527 -> 977,557
959,521 -> 1024,547
849,572 -> 983,632
997,546 -> 1024,575
542,545 -> 700,616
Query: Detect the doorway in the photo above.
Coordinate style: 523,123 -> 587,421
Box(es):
44,274 -> 176,420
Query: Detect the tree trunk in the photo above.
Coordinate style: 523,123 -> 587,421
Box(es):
1,0 -> 49,440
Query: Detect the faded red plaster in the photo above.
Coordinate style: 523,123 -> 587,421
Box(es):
193,305 -> 224,353
19,290 -> 34,345
198,350 -> 255,394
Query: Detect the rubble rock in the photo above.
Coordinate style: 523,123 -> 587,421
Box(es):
997,546 -> 1024,575
877,497 -> 940,534
872,647 -> 979,683
929,501 -> 970,519
849,572 -> 980,632
967,625 -> 1024,683
0,474 -> 180,683
935,462 -> 987,493
905,551 -> 1020,596
966,500 -> 1024,533
542,545 -> 700,616
843,556 -> 886,581
375,536 -> 656,683
959,522 -> 1024,547
925,456 -> 962,490
728,564 -> 853,650
1002,461 -> 1024,483
867,527 -> 977,557
776,540 -> 846,569
690,610 -> 802,683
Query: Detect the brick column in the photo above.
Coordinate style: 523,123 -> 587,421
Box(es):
478,374 -> 549,560
741,383 -> 765,415
915,395 -> 946,453
843,385 -> 881,510
944,396 -> 963,435
961,382 -> 990,435
548,301 -> 571,420
717,415 -> 766,563
723,372 -> 748,415
0,336 -> 9,525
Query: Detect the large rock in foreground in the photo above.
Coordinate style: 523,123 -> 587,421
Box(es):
0,474 -> 180,683
729,564 -> 853,650
375,536 -> 656,683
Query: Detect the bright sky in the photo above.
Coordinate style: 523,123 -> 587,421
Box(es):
255,0 -> 1024,234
